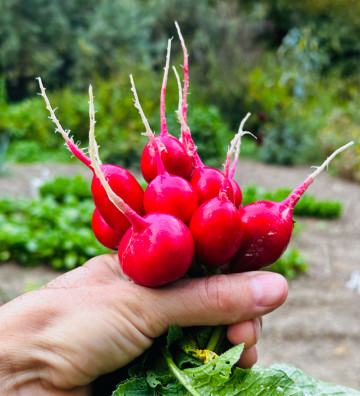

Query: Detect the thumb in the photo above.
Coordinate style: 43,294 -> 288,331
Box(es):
144,272 -> 287,336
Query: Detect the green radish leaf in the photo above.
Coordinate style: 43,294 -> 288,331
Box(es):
180,344 -> 303,396
270,364 -> 360,395
167,325 -> 185,346
112,376 -> 153,395
112,327 -> 360,396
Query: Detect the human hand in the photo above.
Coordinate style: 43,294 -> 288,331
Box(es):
0,253 -> 287,395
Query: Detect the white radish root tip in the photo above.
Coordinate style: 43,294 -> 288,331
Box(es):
309,141 -> 354,180
229,113 -> 256,178
130,74 -> 166,161
130,75 -> 156,141
37,77 -> 92,165
160,38 -> 173,135
175,21 -> 189,122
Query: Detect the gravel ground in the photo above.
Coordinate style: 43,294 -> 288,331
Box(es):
0,161 -> 359,390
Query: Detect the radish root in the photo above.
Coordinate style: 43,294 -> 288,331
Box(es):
309,141 -> 354,180
285,140 -> 354,209
229,112 -> 255,179
131,74 -> 167,174
175,21 -> 189,124
37,77 -> 93,166
160,38 -> 173,136
173,66 -> 197,157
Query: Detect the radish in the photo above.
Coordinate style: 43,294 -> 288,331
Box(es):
231,141 -> 354,273
173,67 -> 234,205
37,78 -> 144,235
92,208 -> 122,250
88,85 -> 195,287
130,76 -> 198,225
189,133 -> 244,269
140,39 -> 193,183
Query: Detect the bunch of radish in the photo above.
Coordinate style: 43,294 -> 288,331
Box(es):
37,23 -> 353,287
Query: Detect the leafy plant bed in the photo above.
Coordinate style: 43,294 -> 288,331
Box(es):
0,176 -> 108,269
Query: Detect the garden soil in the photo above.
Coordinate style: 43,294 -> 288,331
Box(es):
0,161 -> 359,390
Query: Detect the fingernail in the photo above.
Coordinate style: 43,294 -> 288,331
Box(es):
251,273 -> 287,307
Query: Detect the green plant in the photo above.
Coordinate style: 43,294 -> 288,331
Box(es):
111,325 -> 360,395
267,248 -> 307,279
0,176 -> 108,270
39,174 -> 92,202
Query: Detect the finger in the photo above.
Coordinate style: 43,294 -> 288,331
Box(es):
227,317 -> 261,349
138,272 -> 287,337
237,346 -> 258,369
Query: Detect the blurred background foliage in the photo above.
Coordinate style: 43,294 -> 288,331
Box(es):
0,0 -> 359,180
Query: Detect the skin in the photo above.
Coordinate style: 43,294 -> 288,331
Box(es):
0,254 -> 287,395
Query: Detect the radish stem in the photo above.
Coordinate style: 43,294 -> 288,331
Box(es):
162,347 -> 201,396
206,325 -> 225,352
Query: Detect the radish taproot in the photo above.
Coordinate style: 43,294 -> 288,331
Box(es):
231,141 -> 354,273
189,132 -> 244,269
37,77 -> 145,235
140,39 -> 193,183
88,85 -> 194,287
130,75 -> 198,225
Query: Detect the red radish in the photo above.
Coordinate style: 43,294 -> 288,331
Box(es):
90,165 -> 144,234
189,134 -> 244,269
130,76 -> 198,225
173,67 -> 234,205
231,141 -> 354,273
92,208 -> 122,250
37,78 -> 144,235
228,112 -> 254,208
140,39 -> 193,183
88,85 -> 195,287
230,179 -> 242,209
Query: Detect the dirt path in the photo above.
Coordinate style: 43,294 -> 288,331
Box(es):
1,161 -> 359,390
